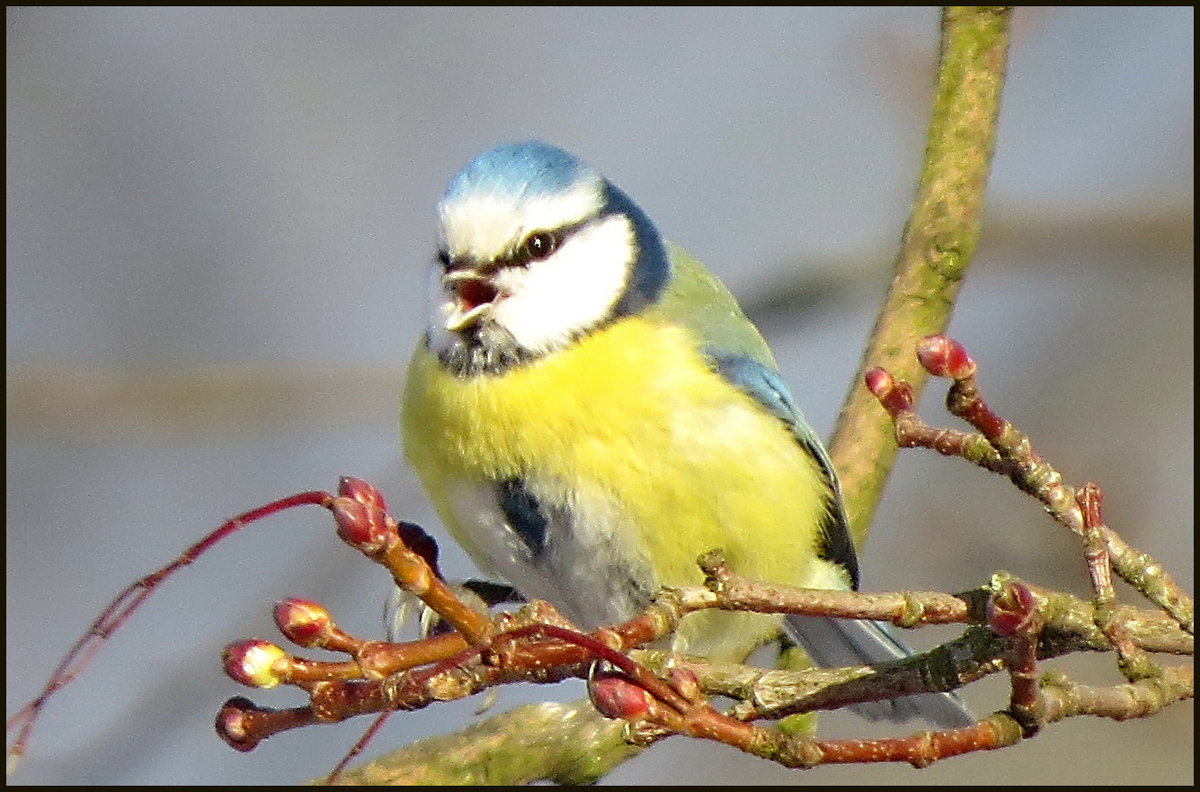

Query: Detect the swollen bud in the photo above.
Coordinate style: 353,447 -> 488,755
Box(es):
917,335 -> 976,380
338,476 -> 388,513
331,496 -> 393,555
865,367 -> 914,415
987,581 -> 1040,638
864,367 -> 894,398
589,672 -> 653,720
274,598 -> 334,648
223,639 -> 288,688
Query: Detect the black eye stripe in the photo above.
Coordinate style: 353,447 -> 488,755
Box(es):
511,220 -> 589,267
437,220 -> 591,273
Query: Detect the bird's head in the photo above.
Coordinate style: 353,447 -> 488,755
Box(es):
428,141 -> 669,375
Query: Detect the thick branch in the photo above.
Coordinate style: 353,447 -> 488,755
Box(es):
828,6 -> 1012,548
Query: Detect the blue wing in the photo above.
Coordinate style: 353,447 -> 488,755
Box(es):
704,348 -> 858,588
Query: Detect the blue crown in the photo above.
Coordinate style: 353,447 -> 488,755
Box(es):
443,141 -> 595,204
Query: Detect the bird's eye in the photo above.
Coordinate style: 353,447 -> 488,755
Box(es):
517,231 -> 559,264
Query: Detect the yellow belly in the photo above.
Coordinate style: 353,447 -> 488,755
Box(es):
402,316 -> 839,660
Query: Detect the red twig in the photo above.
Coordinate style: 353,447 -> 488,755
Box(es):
5,489 -> 333,772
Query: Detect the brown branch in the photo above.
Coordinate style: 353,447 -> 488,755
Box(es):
208,530 -> 1189,764
201,425 -> 1189,770
869,335 -> 1195,637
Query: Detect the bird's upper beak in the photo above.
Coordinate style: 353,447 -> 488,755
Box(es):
443,269 -> 501,331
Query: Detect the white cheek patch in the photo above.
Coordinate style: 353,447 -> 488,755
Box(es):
491,215 -> 635,355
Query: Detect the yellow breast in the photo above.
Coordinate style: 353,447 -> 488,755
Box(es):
402,316 -> 838,659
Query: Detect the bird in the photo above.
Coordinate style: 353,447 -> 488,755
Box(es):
400,140 -> 970,727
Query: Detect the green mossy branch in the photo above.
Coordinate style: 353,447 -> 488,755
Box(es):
828,6 -> 1013,549
326,701 -> 635,786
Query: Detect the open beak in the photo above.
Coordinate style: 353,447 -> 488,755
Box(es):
443,270 -> 501,331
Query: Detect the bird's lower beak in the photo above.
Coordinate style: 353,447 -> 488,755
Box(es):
443,270 -> 500,331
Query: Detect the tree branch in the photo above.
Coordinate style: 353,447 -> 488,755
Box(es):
828,6 -> 1013,548
329,701 -> 635,786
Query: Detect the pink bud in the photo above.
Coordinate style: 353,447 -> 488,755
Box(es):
866,367 -> 914,414
273,598 -> 333,648
338,476 -> 388,513
864,367 -> 894,398
986,581 -> 1039,637
589,672 -> 653,720
917,335 -> 976,379
331,496 -> 393,555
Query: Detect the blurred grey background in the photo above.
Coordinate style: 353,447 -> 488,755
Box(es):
6,7 -> 1192,785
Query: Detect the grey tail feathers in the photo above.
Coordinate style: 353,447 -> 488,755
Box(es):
783,614 -> 975,729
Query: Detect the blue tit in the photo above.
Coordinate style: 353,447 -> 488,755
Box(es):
401,141 -> 970,727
